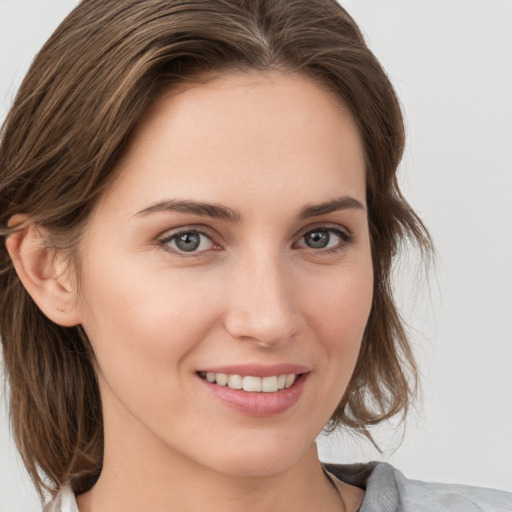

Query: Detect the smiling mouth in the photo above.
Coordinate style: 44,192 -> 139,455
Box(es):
198,371 -> 300,393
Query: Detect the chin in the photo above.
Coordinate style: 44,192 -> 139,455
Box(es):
196,429 -> 317,479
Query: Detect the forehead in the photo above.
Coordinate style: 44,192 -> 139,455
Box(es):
95,70 -> 366,216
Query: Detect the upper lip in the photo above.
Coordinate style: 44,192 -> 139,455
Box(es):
197,364 -> 310,378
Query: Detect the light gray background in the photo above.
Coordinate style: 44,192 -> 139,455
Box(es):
1,0 -> 511,509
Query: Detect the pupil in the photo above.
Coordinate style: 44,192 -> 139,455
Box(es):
176,232 -> 200,252
305,230 -> 329,249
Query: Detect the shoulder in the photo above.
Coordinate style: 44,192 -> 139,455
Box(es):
324,461 -> 512,512
42,486 -> 78,512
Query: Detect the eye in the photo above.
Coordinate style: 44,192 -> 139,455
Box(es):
159,230 -> 216,254
295,227 -> 352,252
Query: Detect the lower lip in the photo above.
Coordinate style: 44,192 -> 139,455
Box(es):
199,374 -> 308,417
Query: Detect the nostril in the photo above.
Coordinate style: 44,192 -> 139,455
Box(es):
223,305 -> 303,347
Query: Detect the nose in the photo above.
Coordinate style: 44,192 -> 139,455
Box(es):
223,248 -> 304,347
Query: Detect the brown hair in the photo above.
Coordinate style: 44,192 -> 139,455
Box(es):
0,0 -> 432,499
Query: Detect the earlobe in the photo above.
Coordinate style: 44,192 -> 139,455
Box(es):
6,215 -> 82,327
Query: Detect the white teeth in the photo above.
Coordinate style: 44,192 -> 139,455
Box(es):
216,373 -> 228,386
243,376 -> 262,392
261,376 -> 279,392
285,374 -> 296,389
202,372 -> 299,392
228,374 -> 243,390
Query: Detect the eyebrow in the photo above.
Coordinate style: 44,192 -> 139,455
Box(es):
135,199 -> 242,223
135,195 -> 365,222
299,196 -> 366,219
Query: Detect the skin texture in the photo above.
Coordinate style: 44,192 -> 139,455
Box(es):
8,70 -> 371,511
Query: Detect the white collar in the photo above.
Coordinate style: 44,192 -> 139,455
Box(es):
43,486 -> 78,512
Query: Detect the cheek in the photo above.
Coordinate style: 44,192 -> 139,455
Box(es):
295,256 -> 373,427
76,260 -> 229,436
302,260 -> 373,351
77,256 -> 223,384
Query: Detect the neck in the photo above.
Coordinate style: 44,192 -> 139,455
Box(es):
76,435 -> 342,512
75,384 -> 348,512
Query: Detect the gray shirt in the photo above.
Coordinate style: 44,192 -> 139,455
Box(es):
326,462 -> 512,511
44,461 -> 512,511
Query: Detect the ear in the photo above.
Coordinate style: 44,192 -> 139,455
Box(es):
5,214 -> 82,327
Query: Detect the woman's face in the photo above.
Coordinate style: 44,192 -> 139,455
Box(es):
75,70 -> 373,477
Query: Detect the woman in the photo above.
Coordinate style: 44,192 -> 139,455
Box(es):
0,0 -> 510,510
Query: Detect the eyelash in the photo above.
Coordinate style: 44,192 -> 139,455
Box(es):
157,228 -> 219,258
157,224 -> 354,258
293,226 -> 354,254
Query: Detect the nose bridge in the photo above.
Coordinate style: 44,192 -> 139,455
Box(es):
224,243 -> 302,345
